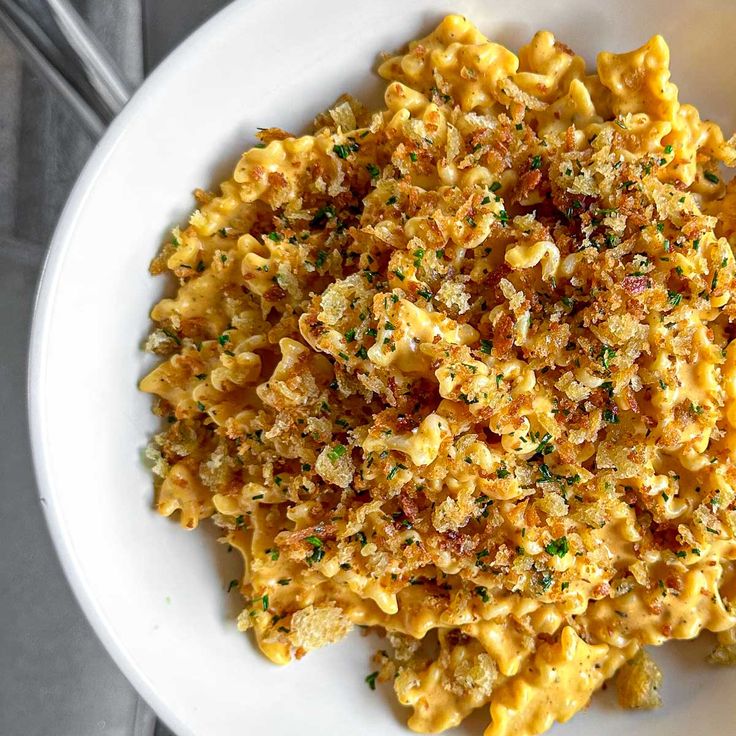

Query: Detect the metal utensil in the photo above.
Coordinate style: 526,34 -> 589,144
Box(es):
0,0 -> 131,138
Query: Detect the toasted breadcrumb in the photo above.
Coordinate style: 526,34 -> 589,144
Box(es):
288,604 -> 353,653
707,626 -> 736,665
144,442 -> 169,478
388,631 -> 422,662
447,652 -> 496,697
616,650 -> 663,709
144,328 -> 179,355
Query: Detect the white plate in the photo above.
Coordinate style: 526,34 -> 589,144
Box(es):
28,1 -> 736,734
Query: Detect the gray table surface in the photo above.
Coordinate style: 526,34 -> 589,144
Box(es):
0,2 -> 228,734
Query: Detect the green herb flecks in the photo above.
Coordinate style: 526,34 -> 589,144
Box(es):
545,536 -> 568,557
327,444 -> 347,462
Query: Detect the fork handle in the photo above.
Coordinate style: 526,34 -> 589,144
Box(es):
0,0 -> 132,138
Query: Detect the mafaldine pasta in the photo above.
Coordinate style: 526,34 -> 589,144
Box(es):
141,16 -> 736,735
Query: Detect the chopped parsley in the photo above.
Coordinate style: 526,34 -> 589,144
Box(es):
365,672 -> 378,690
545,536 -> 569,557
327,444 -> 347,462
602,408 -> 619,424
538,464 -> 554,483
387,463 -> 407,481
667,290 -> 682,307
600,345 -> 617,370
333,141 -> 360,159
310,205 -> 336,228
538,571 -> 554,591
533,432 -> 554,456
704,170 -> 720,184
314,250 -> 328,268
474,586 -> 490,603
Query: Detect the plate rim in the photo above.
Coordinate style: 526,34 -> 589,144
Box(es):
26,2 -> 255,734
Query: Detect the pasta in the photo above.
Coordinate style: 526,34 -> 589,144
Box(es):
140,15 -> 736,735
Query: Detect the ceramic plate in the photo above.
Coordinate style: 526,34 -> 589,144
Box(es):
29,0 -> 736,733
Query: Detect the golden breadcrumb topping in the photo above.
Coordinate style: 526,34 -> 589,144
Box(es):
616,650 -> 663,709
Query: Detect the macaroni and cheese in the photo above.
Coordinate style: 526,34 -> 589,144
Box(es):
141,15 -> 736,735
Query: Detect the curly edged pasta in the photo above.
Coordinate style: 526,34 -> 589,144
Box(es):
141,15 -> 736,736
